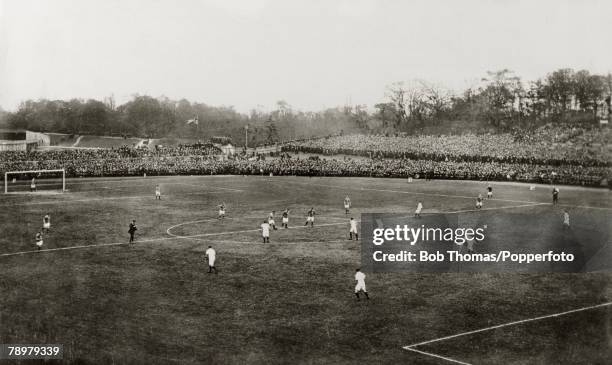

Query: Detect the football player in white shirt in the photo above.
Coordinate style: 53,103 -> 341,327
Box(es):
261,220 -> 270,243
218,203 -> 226,220
476,194 -> 483,209
563,209 -> 570,229
415,201 -> 423,218
344,196 -> 351,215
268,211 -> 278,230
349,218 -> 358,240
205,246 -> 217,274
43,214 -> 51,233
354,268 -> 369,300
155,185 -> 161,200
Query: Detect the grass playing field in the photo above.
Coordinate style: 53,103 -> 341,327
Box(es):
1,175 -> 611,364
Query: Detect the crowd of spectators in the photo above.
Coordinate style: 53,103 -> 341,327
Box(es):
283,126 -> 610,167
1,150 -> 608,187
1,127 -> 609,187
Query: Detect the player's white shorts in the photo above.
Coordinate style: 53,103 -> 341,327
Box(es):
262,232 -> 270,238
36,240 -> 43,247
415,209 -> 422,214
476,202 -> 482,207
344,204 -> 350,209
219,210 -> 225,216
208,257 -> 215,266
355,281 -> 366,292
487,192 -> 492,197
43,222 -> 51,229
269,219 -> 275,225
307,216 -> 314,222
350,227 -> 358,234
156,191 -> 161,197
282,217 -> 289,224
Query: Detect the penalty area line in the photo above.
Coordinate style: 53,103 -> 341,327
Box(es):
404,348 -> 472,365
403,301 -> 612,364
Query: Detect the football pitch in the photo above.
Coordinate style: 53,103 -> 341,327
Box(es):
1,175 -> 611,364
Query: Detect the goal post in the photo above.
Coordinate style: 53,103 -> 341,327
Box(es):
4,169 -> 66,194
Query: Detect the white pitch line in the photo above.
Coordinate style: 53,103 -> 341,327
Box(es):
165,217 -> 269,236
405,348 -> 472,365
556,203 -> 612,211
0,221 -> 355,258
8,194 -> 158,205
168,182 -> 244,192
446,202 -> 549,215
167,221 -> 352,239
374,202 -> 547,223
1,241 -> 131,257
273,179 -> 612,211
192,239 -> 351,245
276,180 -> 536,204
163,202 -> 547,241
403,301 -> 612,352
166,202 -> 543,240
165,218 -> 225,236
1,190 -> 232,207
1,200 -> 547,259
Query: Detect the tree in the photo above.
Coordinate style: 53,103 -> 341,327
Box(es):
351,104 -> 370,130
385,82 -> 408,128
479,69 -> 522,126
523,80 -> 548,122
573,70 -> 606,119
544,68 -> 575,117
0,105 -> 7,127
419,80 -> 453,122
374,102 -> 396,129
120,96 -> 166,137
265,116 -> 279,143
81,99 -> 110,135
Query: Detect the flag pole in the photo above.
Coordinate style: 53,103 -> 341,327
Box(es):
245,125 -> 248,150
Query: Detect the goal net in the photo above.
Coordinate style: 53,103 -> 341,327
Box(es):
4,169 -> 66,194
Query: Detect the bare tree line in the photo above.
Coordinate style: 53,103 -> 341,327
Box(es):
1,68 -> 610,146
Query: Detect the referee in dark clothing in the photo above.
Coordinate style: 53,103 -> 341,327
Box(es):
128,220 -> 137,244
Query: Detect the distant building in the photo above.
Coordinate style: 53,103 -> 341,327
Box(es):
0,129 -> 50,151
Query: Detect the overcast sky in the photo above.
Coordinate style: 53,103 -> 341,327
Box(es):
1,0 -> 611,112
